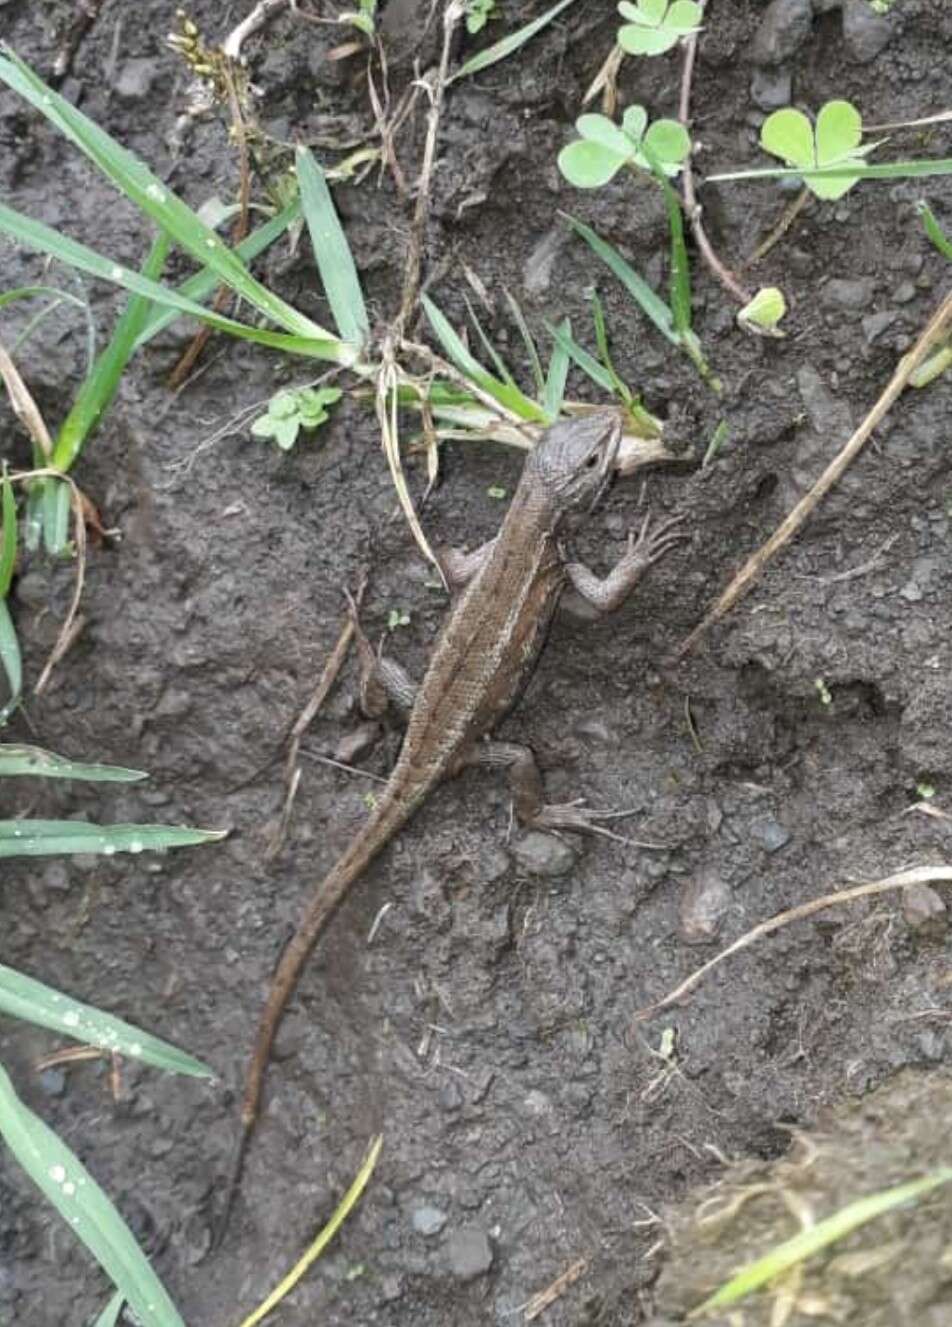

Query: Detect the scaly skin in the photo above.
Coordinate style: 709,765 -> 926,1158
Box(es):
220,411 -> 680,1233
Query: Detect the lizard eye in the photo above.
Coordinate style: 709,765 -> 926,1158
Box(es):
584,453 -> 600,469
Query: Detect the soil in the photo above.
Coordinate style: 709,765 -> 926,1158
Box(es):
1,1 -> 951,1324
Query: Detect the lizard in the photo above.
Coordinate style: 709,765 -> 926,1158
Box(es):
220,410 -> 683,1231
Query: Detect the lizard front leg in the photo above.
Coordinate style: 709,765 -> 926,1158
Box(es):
563,515 -> 684,616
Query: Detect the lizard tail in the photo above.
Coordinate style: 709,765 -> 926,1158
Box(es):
215,790 -> 414,1245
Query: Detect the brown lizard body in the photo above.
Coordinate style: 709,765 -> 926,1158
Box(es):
222,411 -> 681,1229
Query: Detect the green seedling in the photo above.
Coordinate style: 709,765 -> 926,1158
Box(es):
450,0 -> 580,83
815,678 -> 833,707
617,0 -> 702,56
916,781 -> 937,800
909,202 -> 952,388
339,0 -> 377,36
737,286 -> 787,338
466,0 -> 497,34
251,385 -> 343,450
487,485 -> 507,499
387,608 -> 411,630
558,106 -> 691,188
760,100 -> 876,200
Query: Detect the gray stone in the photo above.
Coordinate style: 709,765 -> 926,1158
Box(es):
902,884 -> 947,938
751,0 -> 813,66
412,1205 -> 448,1236
892,281 -> 916,304
679,871 -> 730,944
14,571 -> 49,608
863,310 -> 898,343
114,58 -> 159,100
750,816 -> 791,853
821,277 -> 875,311
509,830 -> 575,877
842,0 -> 895,62
750,66 -> 792,111
38,1068 -> 67,1097
447,1226 -> 494,1280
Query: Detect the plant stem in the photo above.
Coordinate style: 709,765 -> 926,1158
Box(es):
678,2 -> 752,306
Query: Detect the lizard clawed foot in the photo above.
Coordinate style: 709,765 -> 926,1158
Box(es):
626,513 -> 687,567
529,799 -> 668,849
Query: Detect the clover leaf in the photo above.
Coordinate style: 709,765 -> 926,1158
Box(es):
558,106 -> 691,189
760,100 -> 875,201
617,0 -> 702,56
251,386 -> 343,451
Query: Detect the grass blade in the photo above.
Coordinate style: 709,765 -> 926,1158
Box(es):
450,0 -> 579,82
708,158 -> 952,185
0,743 -> 148,781
544,318 -> 616,392
542,317 -> 571,417
691,1169 -> 952,1317
92,1291 -> 125,1327
0,47 -> 330,342
917,201 -> 952,260
0,202 -> 354,365
0,601 -> 21,726
0,284 -> 90,314
0,465 -> 15,598
422,294 -> 547,420
0,962 -> 212,1077
295,147 -> 369,349
504,290 -> 546,399
134,199 -> 302,348
237,1135 -> 383,1327
589,290 -> 632,402
0,1061 -> 187,1327
0,820 -> 226,857
41,475 -> 71,557
465,297 -> 518,386
53,230 -> 172,473
563,213 -> 678,345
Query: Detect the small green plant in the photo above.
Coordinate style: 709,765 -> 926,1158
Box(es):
339,0 -> 378,37
487,484 -> 507,499
737,286 -> 787,337
815,678 -> 833,707
466,0 -> 497,34
387,608 -> 411,630
617,0 -> 701,55
760,100 -> 874,201
251,385 -> 343,450
558,106 -> 691,187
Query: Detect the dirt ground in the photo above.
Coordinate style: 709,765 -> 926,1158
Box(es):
1,1 -> 951,1323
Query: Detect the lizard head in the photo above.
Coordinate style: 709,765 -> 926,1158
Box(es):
527,411 -> 622,510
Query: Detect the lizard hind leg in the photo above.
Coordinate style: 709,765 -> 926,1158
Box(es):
467,740 -> 667,849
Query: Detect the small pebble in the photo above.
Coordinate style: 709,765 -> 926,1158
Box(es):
751,0 -> 813,65
842,0 -> 895,62
749,817 -> 791,853
447,1226 -> 494,1280
679,872 -> 730,944
412,1205 -> 448,1236
509,831 -> 575,877
902,884 -> 947,938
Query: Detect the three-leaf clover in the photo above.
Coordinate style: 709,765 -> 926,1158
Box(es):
618,0 -> 702,56
250,386 -> 343,451
760,100 -> 875,201
558,106 -> 691,189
